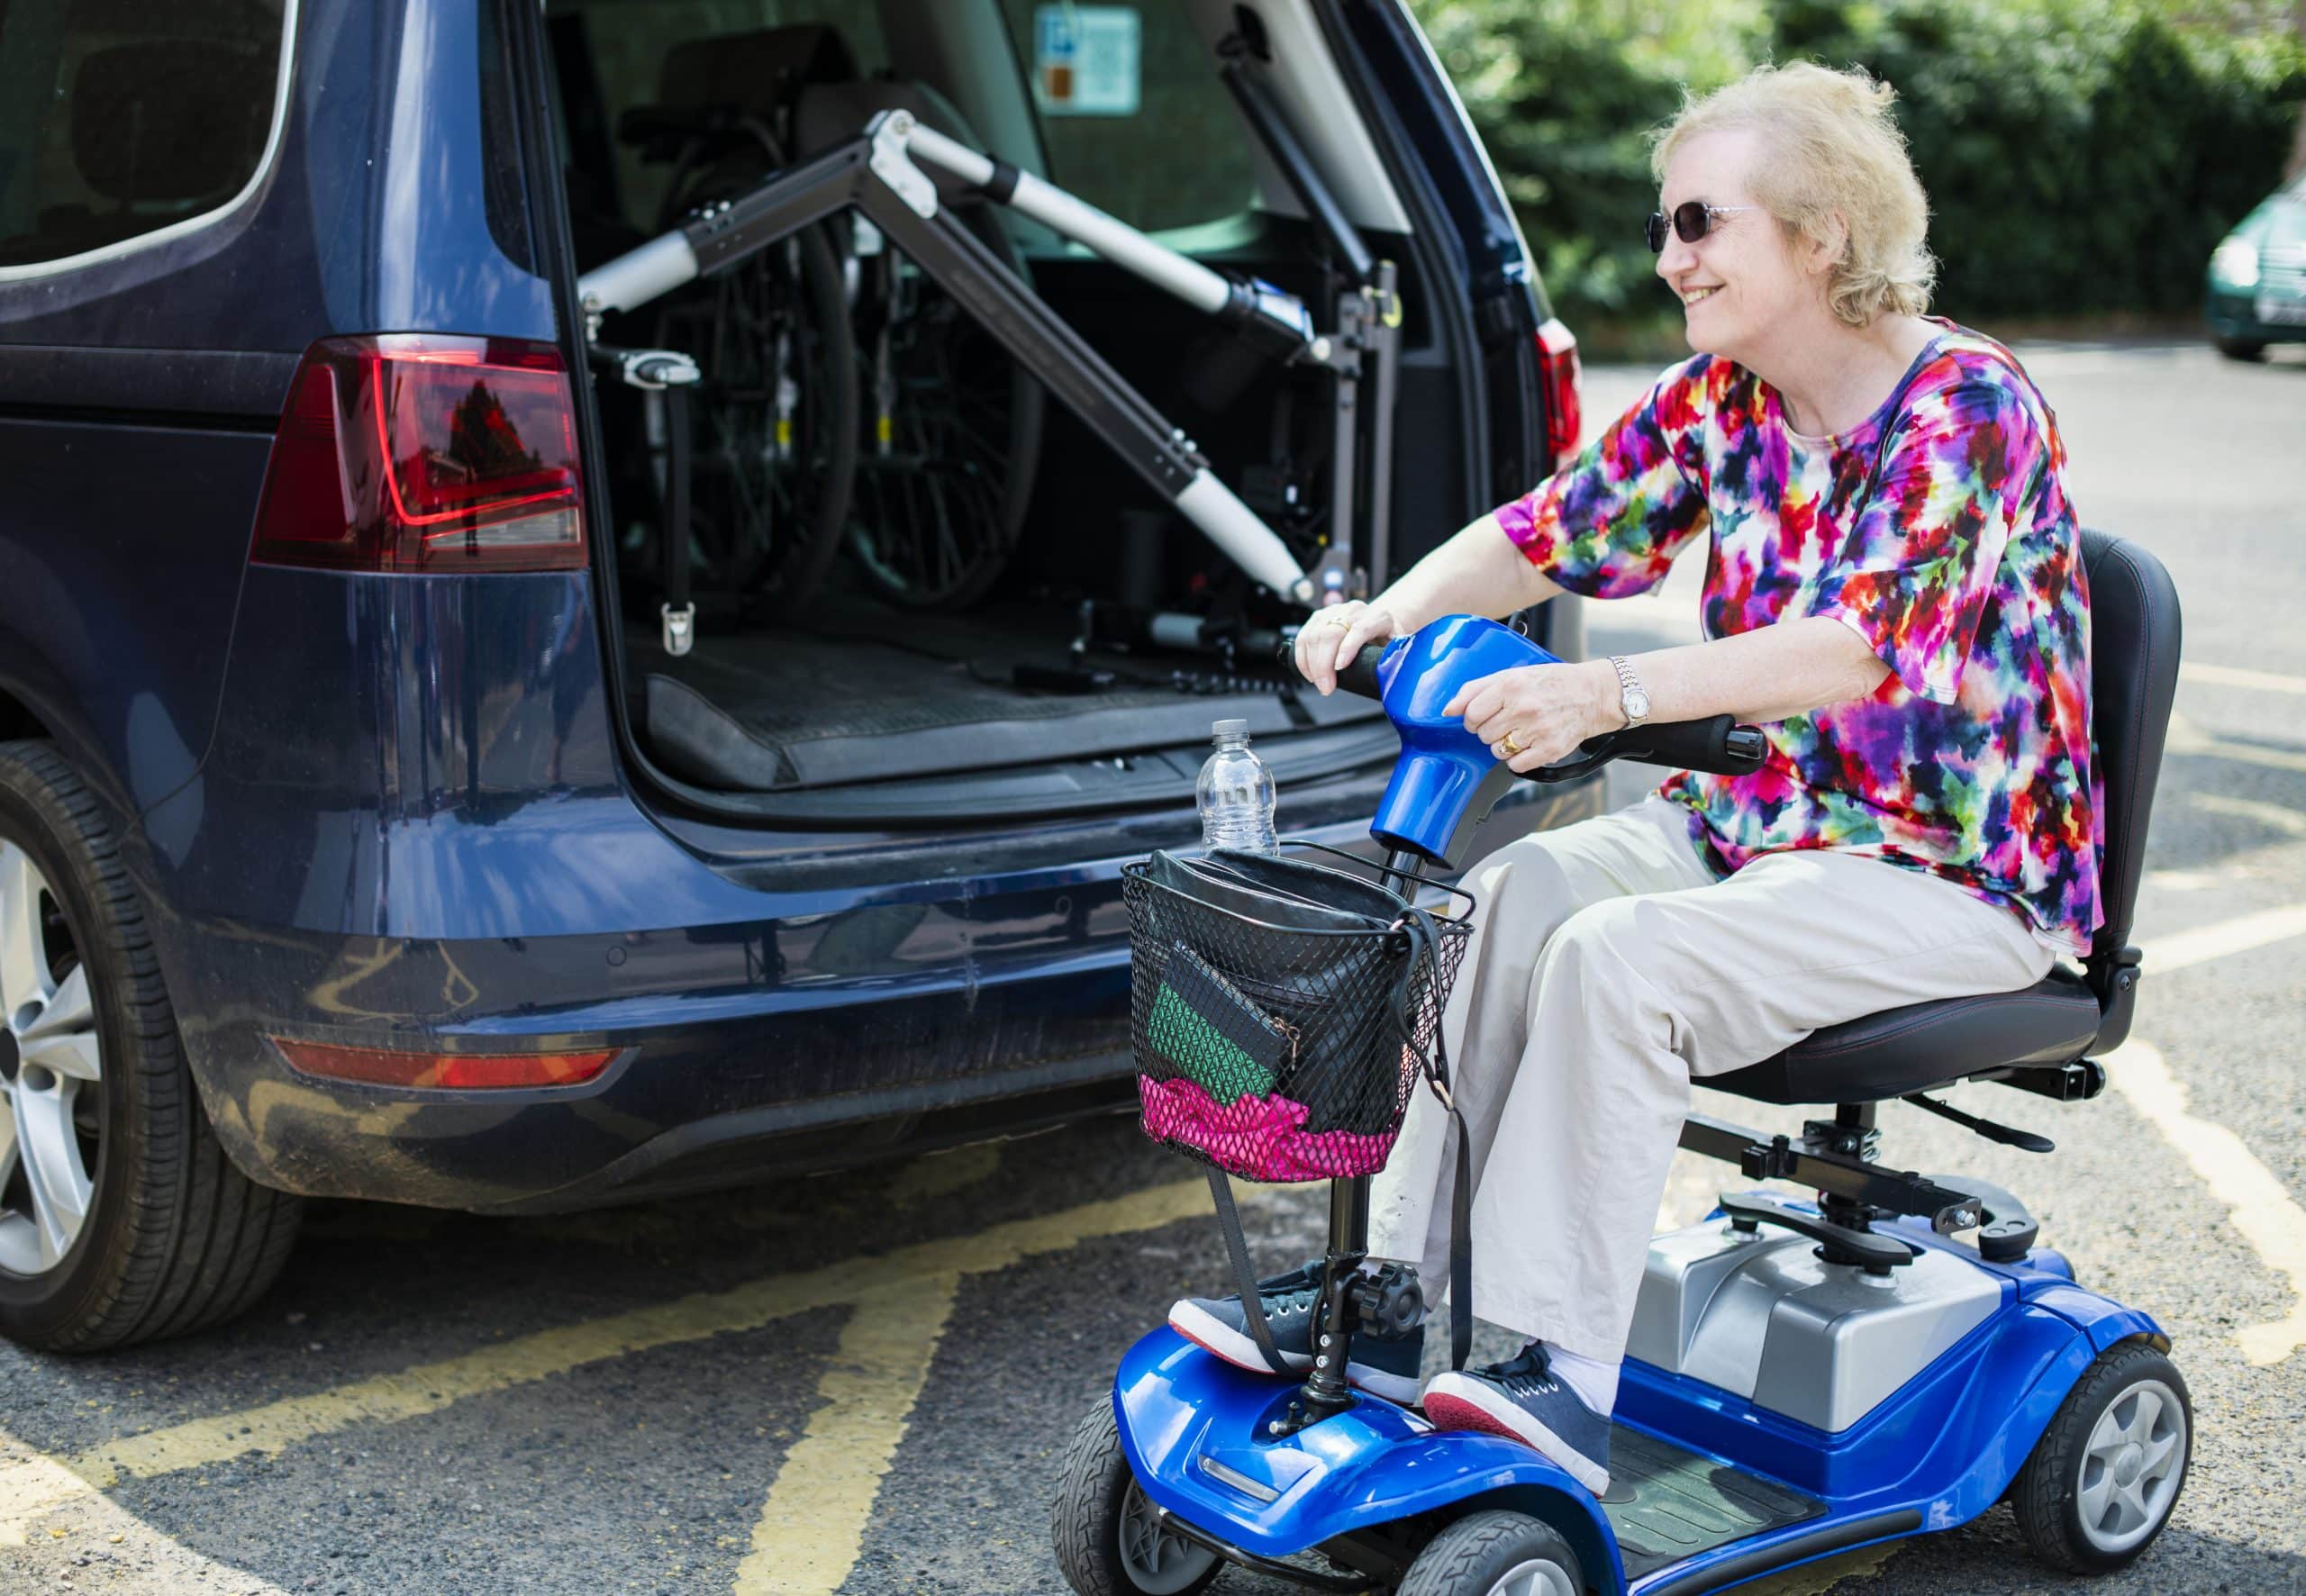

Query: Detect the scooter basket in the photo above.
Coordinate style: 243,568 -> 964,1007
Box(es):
1122,851 -> 1471,1182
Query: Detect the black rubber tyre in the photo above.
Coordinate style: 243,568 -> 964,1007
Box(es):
654,216 -> 861,621
846,200 -> 1045,612
1052,1401 -> 1221,1596
0,741 -> 301,1351
1399,1510 -> 1584,1596
2011,1339 -> 2191,1574
2213,334 -> 2267,362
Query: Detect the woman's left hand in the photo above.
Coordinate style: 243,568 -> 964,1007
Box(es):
1446,662 -> 1614,773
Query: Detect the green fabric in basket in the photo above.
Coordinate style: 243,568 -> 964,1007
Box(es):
1147,943 -> 1288,1105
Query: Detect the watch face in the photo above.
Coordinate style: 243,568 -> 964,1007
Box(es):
1626,690 -> 1651,721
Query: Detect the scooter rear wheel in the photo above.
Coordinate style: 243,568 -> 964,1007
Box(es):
1052,1401 -> 1221,1596
1400,1510 -> 1583,1596
2011,1339 -> 2191,1573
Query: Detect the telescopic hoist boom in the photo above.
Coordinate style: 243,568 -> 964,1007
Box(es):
577,108 -> 1384,613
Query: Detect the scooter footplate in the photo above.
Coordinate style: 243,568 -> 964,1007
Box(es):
1602,1425 -> 1824,1581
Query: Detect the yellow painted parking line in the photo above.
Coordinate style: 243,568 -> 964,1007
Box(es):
0,1175 -> 1277,1536
734,1275 -> 961,1595
0,1428 -> 299,1589
2182,660 -> 2306,696
2165,711 -> 2306,775
2143,903 -> 2306,973
1735,1542 -> 1901,1594
2104,1040 -> 2306,1366
2189,791 -> 2306,836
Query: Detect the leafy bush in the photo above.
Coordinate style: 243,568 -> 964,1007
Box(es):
1411,0 -> 2306,337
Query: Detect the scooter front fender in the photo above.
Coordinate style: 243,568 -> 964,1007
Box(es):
1114,1328 -> 1623,1587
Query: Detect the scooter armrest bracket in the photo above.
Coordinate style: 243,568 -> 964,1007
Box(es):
1718,1192 -> 1915,1274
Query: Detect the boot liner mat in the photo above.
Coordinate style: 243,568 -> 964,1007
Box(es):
638,613 -> 1375,791
1598,1423 -> 1825,1580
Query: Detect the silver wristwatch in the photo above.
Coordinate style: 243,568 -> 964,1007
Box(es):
1607,655 -> 1650,730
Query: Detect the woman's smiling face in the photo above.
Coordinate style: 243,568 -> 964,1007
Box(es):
1656,129 -> 1820,367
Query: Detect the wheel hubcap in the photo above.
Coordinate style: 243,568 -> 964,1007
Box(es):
2076,1378 -> 2185,1555
1487,1555 -> 1579,1596
1114,1481 -> 1219,1594
0,841 -> 102,1275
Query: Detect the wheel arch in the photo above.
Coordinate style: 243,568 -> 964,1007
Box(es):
1446,1484 -> 1617,1594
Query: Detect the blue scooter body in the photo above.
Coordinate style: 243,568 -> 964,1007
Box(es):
1115,1217 -> 2164,1593
1103,613 -> 2168,1591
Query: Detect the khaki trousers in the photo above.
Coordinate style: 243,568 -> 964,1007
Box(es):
1368,797 -> 2054,1362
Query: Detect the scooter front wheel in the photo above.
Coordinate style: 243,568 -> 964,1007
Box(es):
1400,1510 -> 1584,1596
1053,1401 -> 1222,1596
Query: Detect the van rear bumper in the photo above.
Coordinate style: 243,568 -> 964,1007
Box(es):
173,777 -> 1602,1211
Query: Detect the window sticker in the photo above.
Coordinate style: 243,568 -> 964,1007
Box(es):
1032,5 -> 1141,118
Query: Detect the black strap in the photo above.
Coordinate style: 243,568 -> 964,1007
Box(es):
1386,902 -> 1474,1373
1205,1168 -> 1296,1375
662,385 -> 692,614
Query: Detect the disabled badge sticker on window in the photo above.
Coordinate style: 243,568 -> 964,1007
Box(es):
1033,5 -> 1141,117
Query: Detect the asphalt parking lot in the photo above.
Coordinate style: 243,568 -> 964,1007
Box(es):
1,339 -> 2301,1596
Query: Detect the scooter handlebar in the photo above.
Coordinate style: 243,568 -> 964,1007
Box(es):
1283,635 -> 1768,778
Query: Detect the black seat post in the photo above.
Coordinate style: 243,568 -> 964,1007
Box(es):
1812,1102 -> 1881,1236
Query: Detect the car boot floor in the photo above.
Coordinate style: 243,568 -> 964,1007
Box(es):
630,598 -> 1373,792
1599,1423 -> 1824,1581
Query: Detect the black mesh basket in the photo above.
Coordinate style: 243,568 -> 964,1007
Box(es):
1123,848 -> 1472,1182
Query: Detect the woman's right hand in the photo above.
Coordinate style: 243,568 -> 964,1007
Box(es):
1293,600 -> 1402,696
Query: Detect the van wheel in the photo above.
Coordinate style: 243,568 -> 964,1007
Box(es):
0,742 -> 301,1350
2213,335 -> 2266,362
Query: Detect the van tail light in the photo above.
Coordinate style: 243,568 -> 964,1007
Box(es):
272,1038 -> 619,1091
1536,317 -> 1584,470
250,334 -> 586,573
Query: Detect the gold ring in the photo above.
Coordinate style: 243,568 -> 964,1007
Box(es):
1317,610 -> 1355,629
1500,731 -> 1524,757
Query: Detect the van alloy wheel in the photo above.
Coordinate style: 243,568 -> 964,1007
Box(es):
0,740 -> 302,1350
0,840 -> 102,1276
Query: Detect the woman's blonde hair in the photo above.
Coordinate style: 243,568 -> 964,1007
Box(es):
1651,62 -> 1936,327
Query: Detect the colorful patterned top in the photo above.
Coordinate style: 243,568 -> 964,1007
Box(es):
1493,318 -> 2100,954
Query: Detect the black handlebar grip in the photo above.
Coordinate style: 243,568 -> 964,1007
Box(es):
1580,713 -> 1767,775
1277,635 -> 1390,700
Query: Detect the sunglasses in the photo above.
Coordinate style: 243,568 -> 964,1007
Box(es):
1646,201 -> 1762,253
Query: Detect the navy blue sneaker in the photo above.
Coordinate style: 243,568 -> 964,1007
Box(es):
1167,1262 -> 1426,1403
1421,1344 -> 1612,1494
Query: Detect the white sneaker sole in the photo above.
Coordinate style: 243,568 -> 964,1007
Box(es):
1420,1372 -> 1611,1495
1167,1301 -> 1421,1404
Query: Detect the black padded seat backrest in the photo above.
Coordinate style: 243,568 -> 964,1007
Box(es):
2080,529 -> 2183,973
1702,529 -> 2181,1109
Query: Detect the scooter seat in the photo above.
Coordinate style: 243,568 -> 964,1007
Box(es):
1706,966 -> 2102,1106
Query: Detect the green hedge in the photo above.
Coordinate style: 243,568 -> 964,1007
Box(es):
1410,0 -> 2306,339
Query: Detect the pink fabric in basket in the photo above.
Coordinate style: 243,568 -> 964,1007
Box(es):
1139,1075 -> 1396,1180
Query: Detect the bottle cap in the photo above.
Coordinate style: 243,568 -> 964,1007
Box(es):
1211,718 -> 1248,739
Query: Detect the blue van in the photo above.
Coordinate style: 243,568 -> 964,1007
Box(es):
0,0 -> 1591,1347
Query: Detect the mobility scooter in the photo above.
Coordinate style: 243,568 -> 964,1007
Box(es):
1055,530 -> 2187,1594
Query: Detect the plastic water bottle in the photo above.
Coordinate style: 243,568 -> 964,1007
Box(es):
1198,719 -> 1277,853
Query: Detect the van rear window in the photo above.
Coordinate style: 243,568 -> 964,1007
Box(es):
1001,0 -> 1254,234
0,0 -> 286,270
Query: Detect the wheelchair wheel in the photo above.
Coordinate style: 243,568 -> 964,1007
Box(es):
846,202 -> 1044,612
2011,1339 -> 2191,1573
1052,1401 -> 1221,1596
651,161 -> 859,621
1399,1510 -> 1584,1596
